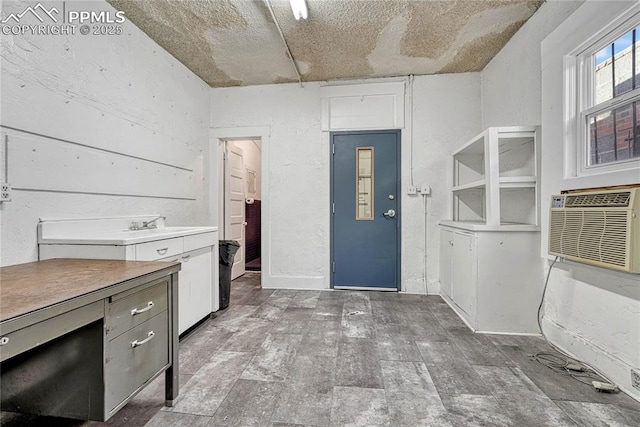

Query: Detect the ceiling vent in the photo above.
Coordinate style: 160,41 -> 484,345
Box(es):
549,189 -> 639,273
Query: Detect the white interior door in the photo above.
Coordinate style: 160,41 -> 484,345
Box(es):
225,143 -> 246,280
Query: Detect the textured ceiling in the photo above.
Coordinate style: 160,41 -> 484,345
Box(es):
107,0 -> 543,87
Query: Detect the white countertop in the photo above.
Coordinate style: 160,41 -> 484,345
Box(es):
39,225 -> 218,245
438,220 -> 540,232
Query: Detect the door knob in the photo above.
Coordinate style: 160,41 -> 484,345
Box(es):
383,209 -> 396,218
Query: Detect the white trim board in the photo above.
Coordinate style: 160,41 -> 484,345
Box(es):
541,316 -> 640,402
320,81 -> 405,131
262,275 -> 326,290
6,129 -> 195,200
209,126 -> 272,286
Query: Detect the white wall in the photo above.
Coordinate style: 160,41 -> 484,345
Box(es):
540,1 -> 640,400
482,0 -> 584,127
233,140 -> 262,200
211,83 -> 325,288
0,0 -> 210,266
482,0 -> 639,400
407,74 -> 482,293
210,74 -> 481,292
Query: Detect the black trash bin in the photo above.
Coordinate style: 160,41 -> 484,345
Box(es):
218,240 -> 241,310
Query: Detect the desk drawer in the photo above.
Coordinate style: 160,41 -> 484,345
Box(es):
105,312 -> 168,412
0,302 -> 103,363
107,280 -> 168,340
135,237 -> 183,261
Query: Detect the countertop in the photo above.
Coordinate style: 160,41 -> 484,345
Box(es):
38,226 -> 218,245
438,220 -> 540,232
0,258 -> 180,322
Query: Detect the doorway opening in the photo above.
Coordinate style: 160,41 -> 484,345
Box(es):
219,138 -> 262,280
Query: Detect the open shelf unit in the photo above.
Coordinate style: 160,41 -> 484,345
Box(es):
452,126 -> 540,228
439,126 -> 543,334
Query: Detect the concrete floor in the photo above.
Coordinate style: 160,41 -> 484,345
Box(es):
2,272 -> 640,426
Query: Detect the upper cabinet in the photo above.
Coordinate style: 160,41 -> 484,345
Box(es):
447,126 -> 540,231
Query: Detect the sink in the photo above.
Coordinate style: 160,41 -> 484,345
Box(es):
39,225 -> 218,245
122,227 -> 202,234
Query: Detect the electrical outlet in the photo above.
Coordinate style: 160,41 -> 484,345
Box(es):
419,185 -> 431,195
0,183 -> 11,202
632,369 -> 640,391
407,186 -> 417,195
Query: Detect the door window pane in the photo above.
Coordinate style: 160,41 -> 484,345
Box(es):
356,148 -> 374,220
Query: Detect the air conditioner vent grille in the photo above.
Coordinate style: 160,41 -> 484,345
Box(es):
565,191 -> 631,208
548,210 -> 629,268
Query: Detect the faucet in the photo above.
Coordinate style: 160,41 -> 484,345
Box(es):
130,215 -> 165,230
141,215 -> 165,229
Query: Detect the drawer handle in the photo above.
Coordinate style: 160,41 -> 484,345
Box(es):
131,331 -> 155,348
181,255 -> 190,262
157,247 -> 169,255
131,301 -> 155,316
0,337 -> 9,346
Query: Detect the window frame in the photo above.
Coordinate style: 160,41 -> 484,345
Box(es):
569,4 -> 640,177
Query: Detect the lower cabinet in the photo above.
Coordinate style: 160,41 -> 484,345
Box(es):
439,225 -> 542,334
169,247 -> 213,335
439,229 -> 453,298
40,231 -> 219,335
451,231 -> 477,319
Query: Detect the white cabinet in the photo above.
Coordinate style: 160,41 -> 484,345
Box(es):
452,231 -> 476,319
439,229 -> 453,298
439,126 -> 542,334
170,247 -> 212,334
38,217 -> 219,335
439,226 -> 542,334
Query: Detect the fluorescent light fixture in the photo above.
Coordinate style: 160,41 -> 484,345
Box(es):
289,0 -> 308,20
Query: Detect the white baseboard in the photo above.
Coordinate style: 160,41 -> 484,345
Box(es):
261,274 -> 327,290
542,316 -> 640,403
427,279 -> 440,294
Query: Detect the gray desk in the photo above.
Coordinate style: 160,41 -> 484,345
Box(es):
0,258 -> 181,421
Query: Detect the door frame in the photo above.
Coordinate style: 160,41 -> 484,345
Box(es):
329,129 -> 402,291
210,126 -> 270,287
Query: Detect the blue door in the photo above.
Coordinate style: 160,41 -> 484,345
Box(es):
331,130 -> 400,290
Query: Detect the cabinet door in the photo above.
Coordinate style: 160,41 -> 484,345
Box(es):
439,229 -> 453,298
452,232 -> 476,318
177,247 -> 213,334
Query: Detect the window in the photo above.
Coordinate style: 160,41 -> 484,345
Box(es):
356,147 -> 374,220
578,13 -> 640,172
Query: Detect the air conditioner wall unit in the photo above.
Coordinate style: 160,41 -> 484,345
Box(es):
548,188 -> 640,273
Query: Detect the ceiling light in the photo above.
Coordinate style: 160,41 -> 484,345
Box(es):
289,0 -> 308,20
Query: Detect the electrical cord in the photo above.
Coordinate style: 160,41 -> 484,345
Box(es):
532,352 -> 613,387
423,192 -> 428,288
536,256 -> 558,334
533,256 -> 618,392
408,74 -> 415,187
